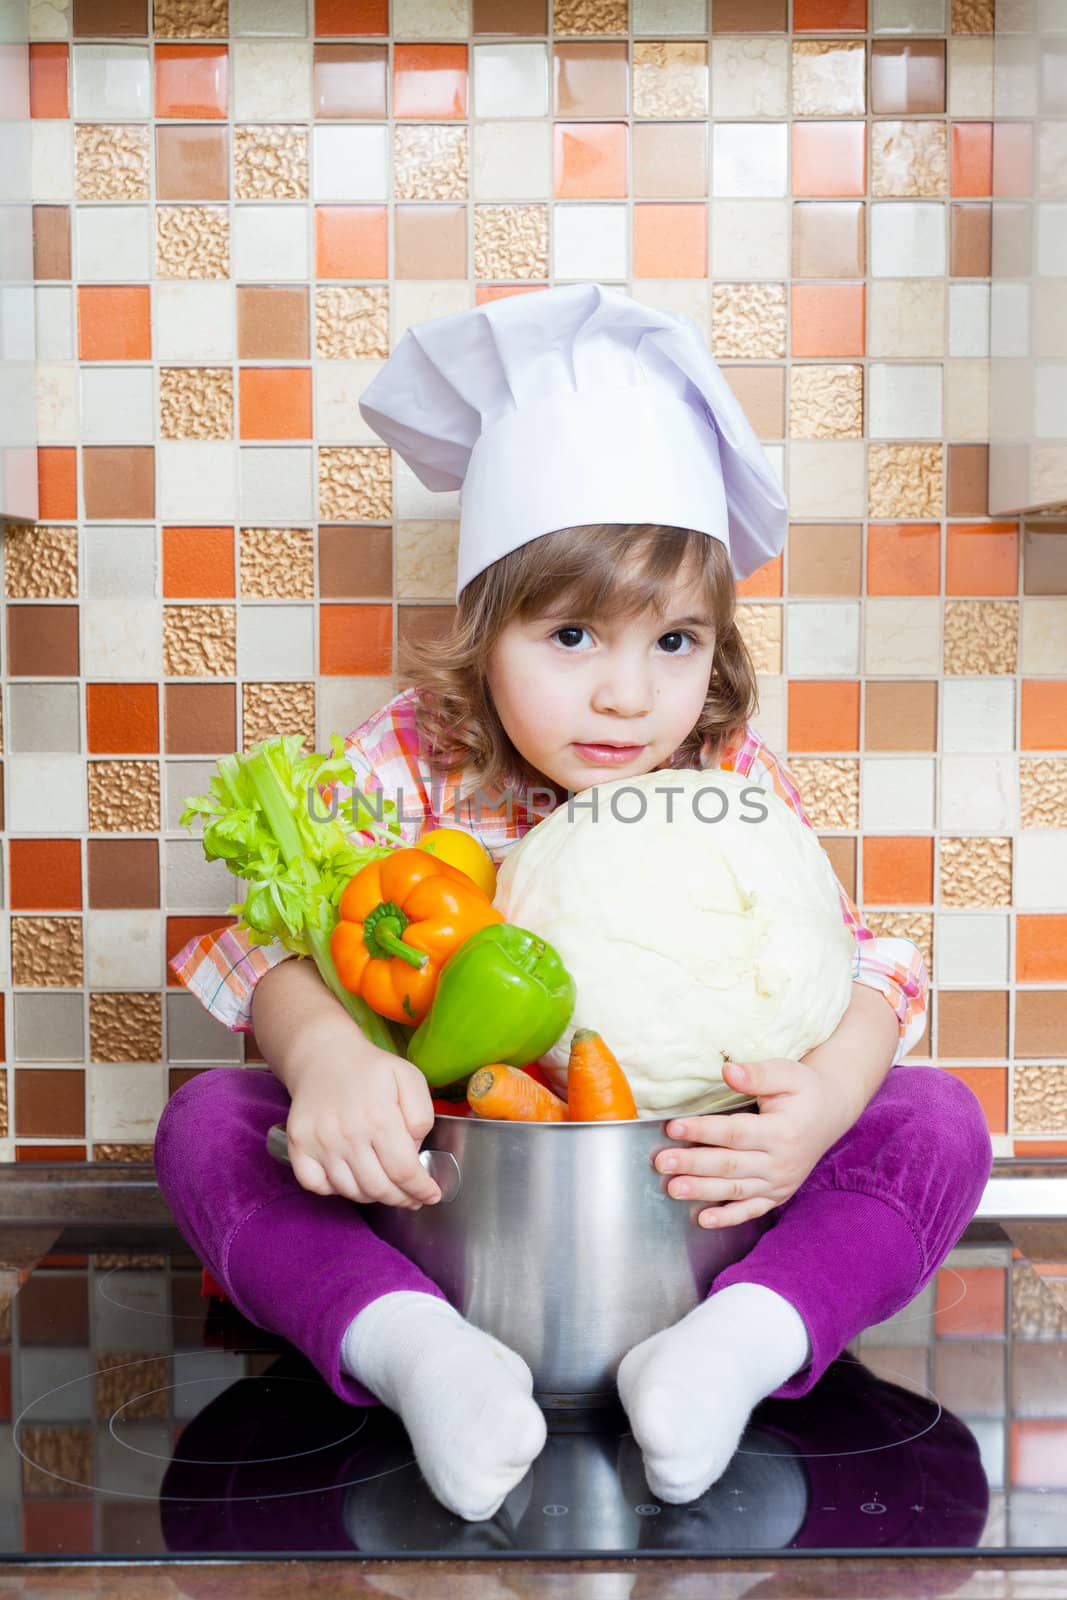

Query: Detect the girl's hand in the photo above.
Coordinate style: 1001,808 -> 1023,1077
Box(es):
654,1057 -> 857,1230
285,1042 -> 442,1209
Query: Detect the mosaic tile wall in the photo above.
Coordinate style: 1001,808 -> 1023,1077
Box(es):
1,0 -> 1066,1165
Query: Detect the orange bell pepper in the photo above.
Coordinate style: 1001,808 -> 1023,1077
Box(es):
330,847 -> 504,1026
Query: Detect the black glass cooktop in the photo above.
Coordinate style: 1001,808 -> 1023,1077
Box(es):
2,1221 -> 1065,1560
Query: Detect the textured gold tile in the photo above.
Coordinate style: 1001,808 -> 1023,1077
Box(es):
3,524 -> 78,599
21,1427 -> 94,1496
789,365 -> 863,440
93,1144 -> 157,1163
868,444 -> 943,519
554,0 -> 628,32
952,0 -> 994,31
871,122 -> 947,199
864,910 -> 933,974
156,206 -> 230,279
240,528 -> 315,599
319,447 -> 392,522
159,367 -> 233,440
315,286 -> 389,360
234,126 -> 308,201
90,992 -> 163,1063
11,917 -> 84,987
939,836 -> 1012,907
712,284 -> 787,361
791,41 -> 865,118
633,42 -> 708,120
473,206 -> 549,281
1020,758 -> 1067,829
154,0 -> 227,35
394,126 -> 468,202
1013,1259 -> 1067,1338
1014,1065 -> 1067,1135
397,520 -> 459,599
87,761 -> 161,833
163,604 -> 237,676
75,125 -> 149,201
96,1354 -> 169,1419
943,600 -> 1018,675
735,603 -> 782,674
242,681 -> 316,751
788,758 -> 859,830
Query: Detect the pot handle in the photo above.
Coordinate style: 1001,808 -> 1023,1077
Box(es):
266,1123 -> 461,1204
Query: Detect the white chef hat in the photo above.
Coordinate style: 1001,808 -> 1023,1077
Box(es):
358,282 -> 788,602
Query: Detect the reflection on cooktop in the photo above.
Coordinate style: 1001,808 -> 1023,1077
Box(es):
2,1224 -> 1066,1559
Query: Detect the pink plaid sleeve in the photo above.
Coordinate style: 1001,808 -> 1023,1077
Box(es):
719,724 -> 930,1062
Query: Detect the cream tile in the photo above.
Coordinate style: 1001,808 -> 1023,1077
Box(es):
862,756 -> 936,832
472,122 -> 551,201
84,527 -> 156,601
232,40 -> 312,121
991,282 -> 1030,358
949,283 -> 991,359
75,205 -> 151,280
312,126 -> 388,202
941,678 -> 1015,752
397,519 -> 458,599
392,282 -> 470,339
318,360 -> 382,443
36,365 -> 78,444
868,364 -> 943,439
237,604 -> 315,678
80,368 -> 155,446
233,205 -> 309,280
154,283 -> 234,363
29,0 -> 69,38
159,441 -> 237,522
630,279 -> 710,337
31,121 -> 72,202
7,755 -> 88,833
1036,203 -> 1067,275
165,841 -> 239,913
873,0 -> 946,29
72,45 -> 151,119
89,1064 -> 165,1143
944,358 -> 990,440
231,0 -> 309,31
787,441 -> 865,518
786,601 -> 860,675
864,597 -> 942,674
710,200 -> 788,279
633,0 -> 706,29
396,455 -> 459,519
1020,597 -> 1067,672
936,912 -> 1009,986
868,281 -> 946,359
1035,365 -> 1067,439
473,44 -> 550,120
710,38 -> 788,119
34,287 -> 74,362
1015,832 -> 1067,910
749,674 -> 785,752
948,38 -> 994,117
86,912 -> 163,990
712,123 -> 787,198
553,203 -> 628,281
871,203 -> 946,277
940,754 -> 1017,832
240,446 -> 314,522
393,0 -> 469,37
82,599 -> 163,678
317,677 -> 398,749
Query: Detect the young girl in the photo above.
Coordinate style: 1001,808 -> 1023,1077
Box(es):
157,286 -> 993,1525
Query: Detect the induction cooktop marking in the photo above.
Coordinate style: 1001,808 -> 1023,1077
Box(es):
95,1265 -> 213,1321
735,1359 -> 942,1462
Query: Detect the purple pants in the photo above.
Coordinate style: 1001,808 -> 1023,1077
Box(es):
154,1063 -> 993,1408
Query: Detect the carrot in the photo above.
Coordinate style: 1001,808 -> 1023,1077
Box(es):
467,1064 -> 568,1122
566,1028 -> 638,1122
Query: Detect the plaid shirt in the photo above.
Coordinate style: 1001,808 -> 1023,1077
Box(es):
171,685 -> 929,1064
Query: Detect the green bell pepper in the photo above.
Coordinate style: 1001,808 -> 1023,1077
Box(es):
406,922 -> 576,1088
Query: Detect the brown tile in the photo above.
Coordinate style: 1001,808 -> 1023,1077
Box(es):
474,0 -> 547,29
947,444 -> 989,517
864,681 -> 939,751
712,0 -> 787,28
632,122 -> 707,200
820,835 -> 856,898
87,839 -> 160,910
82,448 -> 155,520
553,42 -> 629,117
318,525 -> 393,597
18,1272 -> 90,1344
6,606 -> 79,677
398,604 -> 458,666
991,202 -> 1031,277
938,990 -> 1008,1058
788,524 -> 862,596
155,125 -> 228,202
164,682 -> 236,753
1015,992 -> 1067,1058
721,366 -> 785,440
14,1070 -> 86,1140
237,287 -> 309,359
792,202 -> 865,278
870,40 -> 946,115
33,207 -> 71,280
950,204 -> 992,277
73,0 -> 147,32
395,205 -> 466,278
313,44 -> 388,119
1022,530 -> 1067,596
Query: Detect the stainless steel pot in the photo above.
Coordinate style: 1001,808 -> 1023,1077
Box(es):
267,1090 -> 765,1407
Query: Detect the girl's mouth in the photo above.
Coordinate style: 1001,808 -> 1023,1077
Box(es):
572,743 -> 646,765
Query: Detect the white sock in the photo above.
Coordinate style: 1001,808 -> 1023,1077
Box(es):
616,1282 -> 811,1504
340,1291 -> 547,1522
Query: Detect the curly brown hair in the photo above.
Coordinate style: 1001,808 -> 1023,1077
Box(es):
397,523 -> 759,804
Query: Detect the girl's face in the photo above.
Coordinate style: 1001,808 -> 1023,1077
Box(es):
485,560 -> 716,795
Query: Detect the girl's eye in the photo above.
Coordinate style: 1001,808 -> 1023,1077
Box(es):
551,627 -> 700,654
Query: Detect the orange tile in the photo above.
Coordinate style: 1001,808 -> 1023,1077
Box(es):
633,203 -> 707,278
554,122 -> 627,198
1016,915 -> 1067,983
28,44 -> 69,118
942,1066 -> 1007,1135
167,914 -> 238,983
163,526 -> 235,599
1020,680 -> 1067,750
951,123 -> 993,198
37,447 -> 77,520
238,369 -> 313,440
315,0 -> 388,31
315,206 -> 388,278
787,680 -> 860,752
475,285 -> 548,304
16,1145 -> 87,1161
867,523 -> 940,596
790,283 -> 865,358
737,551 -> 782,598
86,682 -> 159,754
77,286 -> 151,361
319,603 -> 392,675
794,0 -> 866,26
792,122 -> 866,198
9,840 -> 83,912
935,1265 -> 1005,1337
22,1500 -> 95,1555
862,836 -> 933,904
1013,1139 -> 1067,1158
945,522 -> 1018,596
393,44 -> 468,119
154,45 -> 228,119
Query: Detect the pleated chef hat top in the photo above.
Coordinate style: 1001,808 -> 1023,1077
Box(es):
358,282 -> 789,601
